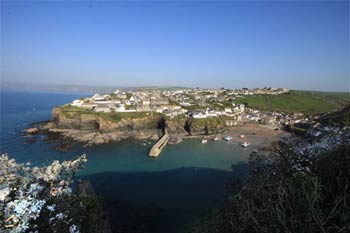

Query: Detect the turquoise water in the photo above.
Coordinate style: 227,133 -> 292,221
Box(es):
0,90 -> 250,232
81,139 -> 248,174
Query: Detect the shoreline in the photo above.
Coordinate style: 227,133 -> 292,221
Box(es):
181,124 -> 290,152
24,122 -> 291,153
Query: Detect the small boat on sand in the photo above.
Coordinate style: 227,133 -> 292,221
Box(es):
241,142 -> 250,147
201,139 -> 208,144
239,134 -> 245,138
213,137 -> 219,141
224,136 -> 232,141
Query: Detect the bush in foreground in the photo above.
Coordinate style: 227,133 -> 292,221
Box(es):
189,143 -> 350,233
0,154 -> 104,233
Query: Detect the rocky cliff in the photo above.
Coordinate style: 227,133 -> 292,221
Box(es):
42,106 -> 164,146
26,106 -> 239,148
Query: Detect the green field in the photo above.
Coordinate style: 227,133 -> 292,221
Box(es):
57,105 -> 160,122
234,91 -> 350,114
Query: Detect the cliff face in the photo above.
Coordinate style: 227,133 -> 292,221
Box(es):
47,107 -> 164,146
51,107 -> 158,132
44,106 -> 238,147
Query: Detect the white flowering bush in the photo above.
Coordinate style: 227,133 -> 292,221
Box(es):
0,154 -> 97,233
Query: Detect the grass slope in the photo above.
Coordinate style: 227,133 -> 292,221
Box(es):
58,105 -> 159,123
235,91 -> 350,114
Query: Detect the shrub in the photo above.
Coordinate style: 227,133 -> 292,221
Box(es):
216,143 -> 350,233
0,154 -> 104,233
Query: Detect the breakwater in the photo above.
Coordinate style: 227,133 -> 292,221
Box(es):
149,129 -> 169,157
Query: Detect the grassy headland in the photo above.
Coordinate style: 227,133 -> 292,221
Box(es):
57,105 -> 160,123
234,90 -> 350,114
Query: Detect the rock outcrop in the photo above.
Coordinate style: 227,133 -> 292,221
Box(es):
46,107 -> 164,146
24,127 -> 39,134
28,106 -> 238,149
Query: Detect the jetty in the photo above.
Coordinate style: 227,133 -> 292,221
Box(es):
149,129 -> 169,157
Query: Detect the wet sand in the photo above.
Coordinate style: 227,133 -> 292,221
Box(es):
203,124 -> 291,152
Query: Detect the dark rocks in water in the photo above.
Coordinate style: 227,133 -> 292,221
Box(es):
24,127 -> 39,134
27,120 -> 50,128
54,141 -> 74,152
22,127 -> 41,144
168,135 -> 184,144
42,130 -> 76,151
22,120 -> 50,137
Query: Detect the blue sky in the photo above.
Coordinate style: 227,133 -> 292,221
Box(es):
1,1 -> 349,91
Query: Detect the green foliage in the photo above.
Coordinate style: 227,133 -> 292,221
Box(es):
167,114 -> 187,122
35,195 -> 105,233
58,105 -> 159,123
188,144 -> 350,233
191,117 -> 229,129
59,105 -> 93,119
319,105 -> 350,127
234,91 -> 350,114
185,209 -> 220,233
126,93 -> 132,99
69,195 -> 105,233
169,99 -> 179,105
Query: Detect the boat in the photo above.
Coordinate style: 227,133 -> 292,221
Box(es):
241,142 -> 250,147
201,139 -> 208,144
239,134 -> 245,138
224,136 -> 232,141
213,137 -> 219,141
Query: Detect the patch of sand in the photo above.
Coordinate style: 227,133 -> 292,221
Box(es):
210,124 -> 291,151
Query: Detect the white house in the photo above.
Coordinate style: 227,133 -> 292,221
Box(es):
94,104 -> 111,113
125,100 -> 132,105
192,112 -> 207,119
117,93 -> 127,99
239,104 -> 245,112
115,104 -> 126,112
206,109 -> 218,117
142,100 -> 150,106
155,107 -> 163,113
71,99 -> 83,107
125,109 -> 137,112
179,102 -> 192,107
80,103 -> 97,110
224,107 -> 233,113
92,94 -> 105,101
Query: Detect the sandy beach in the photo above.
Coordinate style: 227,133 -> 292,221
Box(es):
202,124 -> 291,152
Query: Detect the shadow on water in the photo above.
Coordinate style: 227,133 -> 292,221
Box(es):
82,163 -> 250,233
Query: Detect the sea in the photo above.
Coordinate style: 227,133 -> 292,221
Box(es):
0,90 -> 251,233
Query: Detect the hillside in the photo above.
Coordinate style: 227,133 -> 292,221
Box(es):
234,90 -> 350,114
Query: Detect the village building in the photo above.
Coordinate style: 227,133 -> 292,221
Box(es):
224,107 -> 233,113
136,105 -> 151,112
80,103 -> 97,110
142,100 -> 150,106
115,104 -> 126,112
151,98 -> 169,106
71,99 -> 84,107
94,104 -> 111,113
